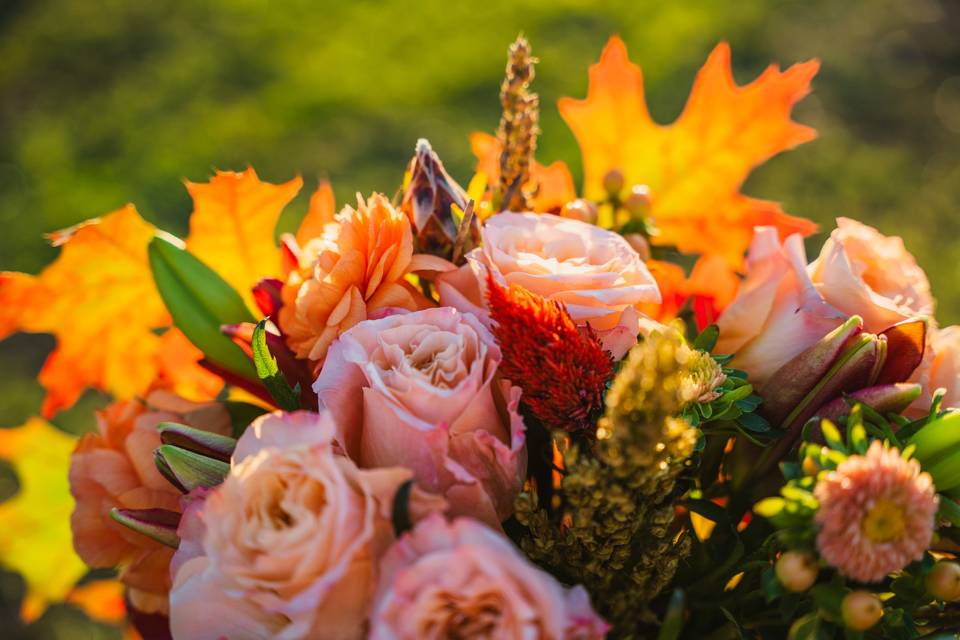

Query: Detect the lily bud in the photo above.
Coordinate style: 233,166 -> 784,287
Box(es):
109,507 -> 181,549
401,138 -> 473,261
907,412 -> 960,491
842,591 -> 883,631
154,444 -> 229,493
816,383 -> 922,422
159,422 -> 237,462
148,235 -> 257,381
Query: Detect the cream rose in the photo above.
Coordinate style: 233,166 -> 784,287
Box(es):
809,217 -> 934,333
370,514 -> 609,639
436,212 -> 661,359
928,326 -> 960,409
314,306 -> 526,526
717,227 -> 845,386
168,411 -> 417,640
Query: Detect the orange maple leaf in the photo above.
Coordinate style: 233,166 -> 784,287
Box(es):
185,168 -> 302,310
559,37 -> 819,265
469,132 -> 577,213
1,206 -> 171,416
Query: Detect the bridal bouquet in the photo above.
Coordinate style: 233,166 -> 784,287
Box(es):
3,34 -> 960,639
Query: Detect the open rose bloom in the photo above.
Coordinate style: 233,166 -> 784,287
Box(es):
315,307 -> 526,526
437,212 -> 661,359
7,33 -> 960,640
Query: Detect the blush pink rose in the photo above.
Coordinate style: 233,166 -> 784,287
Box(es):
169,411 -> 424,640
809,217 -> 934,334
436,212 -> 661,359
314,306 -> 526,527
370,514 -> 609,640
928,326 -> 960,409
716,227 -> 845,387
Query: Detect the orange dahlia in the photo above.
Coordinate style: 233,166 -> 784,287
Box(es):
279,193 -> 436,366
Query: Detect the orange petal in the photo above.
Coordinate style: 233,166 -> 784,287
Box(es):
296,179 -> 336,246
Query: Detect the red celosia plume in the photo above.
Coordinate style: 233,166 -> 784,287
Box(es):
485,272 -> 613,433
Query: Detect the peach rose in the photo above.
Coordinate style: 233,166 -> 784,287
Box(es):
169,411 -> 420,639
809,217 -> 934,334
314,307 -> 526,526
436,212 -> 661,359
68,390 -> 230,614
928,326 -> 960,409
370,514 -> 609,639
279,193 -> 438,366
716,227 -> 845,387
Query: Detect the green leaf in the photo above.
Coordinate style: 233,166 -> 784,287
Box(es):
754,497 -> 786,519
148,235 -> 257,380
936,494 -> 960,527
252,320 -> 302,412
657,589 -> 686,640
693,324 -> 720,352
738,411 -> 771,433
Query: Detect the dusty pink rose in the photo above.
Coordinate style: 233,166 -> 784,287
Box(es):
928,326 -> 960,409
814,441 -> 938,583
314,306 -> 526,526
809,217 -> 934,334
370,514 -> 608,639
169,411 -> 422,639
69,390 -> 230,614
716,227 -> 845,386
436,212 -> 660,359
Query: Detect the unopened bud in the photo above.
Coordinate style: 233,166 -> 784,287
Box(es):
801,456 -> 821,476
623,233 -> 650,261
602,168 -> 625,197
560,199 -> 598,225
842,591 -> 883,631
624,184 -> 651,215
775,551 -> 818,592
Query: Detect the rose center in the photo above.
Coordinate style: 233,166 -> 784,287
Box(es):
430,592 -> 503,639
862,498 -> 906,543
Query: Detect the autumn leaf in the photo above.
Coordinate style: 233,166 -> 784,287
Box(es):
0,418 -> 86,621
66,579 -> 127,625
156,328 -> 224,401
185,168 -> 302,310
296,179 -> 336,246
559,37 -> 819,265
0,206 -> 172,416
469,132 -> 577,213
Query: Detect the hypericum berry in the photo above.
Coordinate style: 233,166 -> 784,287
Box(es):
561,199 -> 598,225
602,168 -> 625,197
801,456 -> 821,476
775,551 -> 818,592
926,561 -> 960,602
624,184 -> 651,215
842,591 -> 883,631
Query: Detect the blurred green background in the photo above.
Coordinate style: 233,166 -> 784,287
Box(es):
0,0 -> 958,636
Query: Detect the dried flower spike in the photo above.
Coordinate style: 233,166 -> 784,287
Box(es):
496,34 -> 540,211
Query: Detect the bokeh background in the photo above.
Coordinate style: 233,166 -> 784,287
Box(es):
1,0 -> 959,636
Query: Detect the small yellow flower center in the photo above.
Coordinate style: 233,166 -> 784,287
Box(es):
862,498 -> 906,543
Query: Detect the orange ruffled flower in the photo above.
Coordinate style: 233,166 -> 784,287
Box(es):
486,274 -> 613,433
279,193 -> 436,365
69,391 -> 230,614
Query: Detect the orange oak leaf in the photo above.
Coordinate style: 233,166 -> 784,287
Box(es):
559,37 -> 819,265
469,131 -> 577,212
156,327 -> 224,401
0,206 -> 172,416
185,168 -> 302,310
296,179 -> 336,246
